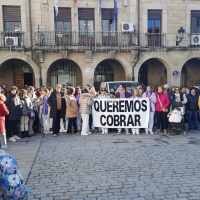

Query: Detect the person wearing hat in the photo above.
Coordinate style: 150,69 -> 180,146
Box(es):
187,87 -> 199,130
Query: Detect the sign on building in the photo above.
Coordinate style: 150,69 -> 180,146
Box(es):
58,70 -> 70,85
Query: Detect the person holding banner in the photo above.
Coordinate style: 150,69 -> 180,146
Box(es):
155,86 -> 170,134
115,84 -> 130,134
98,87 -> 110,134
142,86 -> 157,134
79,88 -> 93,136
130,89 -> 141,135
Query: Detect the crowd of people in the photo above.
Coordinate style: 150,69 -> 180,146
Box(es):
0,82 -> 200,148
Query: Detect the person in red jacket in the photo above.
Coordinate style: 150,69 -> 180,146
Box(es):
155,85 -> 170,134
0,94 -> 9,148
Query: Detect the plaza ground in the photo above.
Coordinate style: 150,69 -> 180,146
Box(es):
6,128 -> 200,200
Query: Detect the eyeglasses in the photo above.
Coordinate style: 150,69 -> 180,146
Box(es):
1,91 -> 5,93
101,90 -> 106,92
175,89 -> 179,91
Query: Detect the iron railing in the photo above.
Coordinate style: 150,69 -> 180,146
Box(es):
146,33 -> 166,48
34,30 -> 137,51
0,31 -> 30,49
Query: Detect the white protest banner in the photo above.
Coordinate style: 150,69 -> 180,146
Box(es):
92,98 -> 150,128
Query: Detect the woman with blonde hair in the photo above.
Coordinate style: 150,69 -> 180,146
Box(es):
0,94 -> 9,148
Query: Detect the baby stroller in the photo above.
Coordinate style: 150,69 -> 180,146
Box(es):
167,102 -> 188,136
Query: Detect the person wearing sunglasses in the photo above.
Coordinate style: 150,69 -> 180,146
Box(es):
98,87 -> 110,135
172,87 -> 187,105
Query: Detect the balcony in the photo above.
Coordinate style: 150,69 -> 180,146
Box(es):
34,30 -> 137,52
0,31 -> 30,49
146,33 -> 166,48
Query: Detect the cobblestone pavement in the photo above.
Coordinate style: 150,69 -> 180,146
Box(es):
6,128 -> 200,200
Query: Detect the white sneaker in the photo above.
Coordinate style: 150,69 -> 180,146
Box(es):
136,131 -> 140,135
87,132 -> 92,135
9,137 -> 16,142
105,132 -> 108,134
126,132 -> 130,135
2,145 -> 8,149
81,133 -> 88,136
145,131 -> 149,134
150,131 -> 154,134
117,132 -> 121,135
132,129 -> 136,135
102,132 -> 105,134
13,135 -> 21,140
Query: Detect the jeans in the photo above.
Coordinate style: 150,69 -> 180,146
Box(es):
188,111 -> 198,129
67,117 -> 78,134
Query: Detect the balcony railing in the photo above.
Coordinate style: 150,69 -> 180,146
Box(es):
0,31 -> 30,49
34,30 -> 137,51
146,33 -> 166,48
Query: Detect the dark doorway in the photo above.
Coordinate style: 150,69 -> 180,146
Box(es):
24,73 -> 33,86
138,65 -> 148,86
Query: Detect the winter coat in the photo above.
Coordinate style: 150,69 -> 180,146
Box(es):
98,94 -> 111,99
172,93 -> 188,105
115,91 -> 130,98
79,93 -> 93,114
66,95 -> 78,118
48,91 -> 66,118
142,92 -> 157,112
186,93 -> 199,111
0,100 -> 9,132
21,97 -> 33,116
5,93 -> 22,120
155,93 -> 170,112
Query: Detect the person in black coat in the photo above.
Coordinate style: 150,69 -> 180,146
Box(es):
48,84 -> 66,137
186,87 -> 199,130
5,86 -> 22,142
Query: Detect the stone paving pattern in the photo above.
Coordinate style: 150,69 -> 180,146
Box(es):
6,129 -> 200,200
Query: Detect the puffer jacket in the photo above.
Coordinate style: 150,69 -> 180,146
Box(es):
187,93 -> 199,111
79,93 -> 93,114
5,93 -> 22,120
21,96 -> 33,116
155,93 -> 170,112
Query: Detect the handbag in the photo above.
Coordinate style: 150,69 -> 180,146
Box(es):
24,99 -> 34,119
158,94 -> 168,112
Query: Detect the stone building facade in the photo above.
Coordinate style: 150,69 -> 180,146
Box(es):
0,0 -> 200,90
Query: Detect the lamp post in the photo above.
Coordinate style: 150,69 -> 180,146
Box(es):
176,27 -> 185,46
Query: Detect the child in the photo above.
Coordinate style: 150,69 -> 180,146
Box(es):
109,92 -> 115,99
130,89 -> 140,135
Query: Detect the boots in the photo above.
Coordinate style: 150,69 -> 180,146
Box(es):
25,131 -> 31,138
21,131 -> 25,138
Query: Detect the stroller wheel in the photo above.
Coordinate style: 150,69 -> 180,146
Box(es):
182,131 -> 188,137
168,130 -> 173,136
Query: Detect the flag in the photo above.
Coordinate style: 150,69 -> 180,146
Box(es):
73,0 -> 77,16
98,0 -> 101,15
114,0 -> 117,19
55,0 -> 58,16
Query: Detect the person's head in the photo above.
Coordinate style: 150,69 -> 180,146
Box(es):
9,86 -> 17,94
137,85 -> 141,90
3,84 -> 7,89
24,84 -> 28,89
27,86 -> 34,95
20,89 -> 27,98
75,87 -> 81,96
34,89 -> 38,94
175,87 -> 180,94
1,88 -> 7,97
67,88 -> 73,95
141,82 -> 144,85
0,94 -> 6,102
109,92 -> 115,98
180,86 -> 186,94
133,89 -> 139,97
138,88 -> 144,95
43,89 -> 49,96
158,85 -> 164,94
86,84 -> 91,89
40,86 -> 46,91
55,84 -> 62,93
48,87 -> 53,94
83,88 -> 89,93
164,89 -> 168,94
186,87 -> 190,93
110,88 -> 115,93
100,87 -> 106,95
119,84 -> 126,92
191,88 -> 196,95
67,84 -> 72,89
164,84 -> 169,90
146,85 -> 153,93
171,86 -> 175,92
91,92 -> 96,98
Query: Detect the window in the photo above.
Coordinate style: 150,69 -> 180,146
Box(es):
148,10 -> 162,33
191,11 -> 200,33
78,9 -> 94,33
102,9 -> 116,33
3,6 -> 21,31
56,8 -> 71,31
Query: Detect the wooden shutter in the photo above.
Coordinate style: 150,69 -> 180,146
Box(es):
78,9 -> 94,20
148,10 -> 162,20
191,11 -> 200,17
57,8 -> 71,21
3,6 -> 21,22
102,9 -> 114,20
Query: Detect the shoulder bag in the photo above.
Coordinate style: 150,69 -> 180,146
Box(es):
158,95 -> 168,112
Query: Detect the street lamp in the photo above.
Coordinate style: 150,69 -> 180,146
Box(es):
176,27 -> 185,46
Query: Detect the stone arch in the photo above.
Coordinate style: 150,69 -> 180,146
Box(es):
134,53 -> 172,86
0,53 -> 40,88
46,58 -> 82,88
